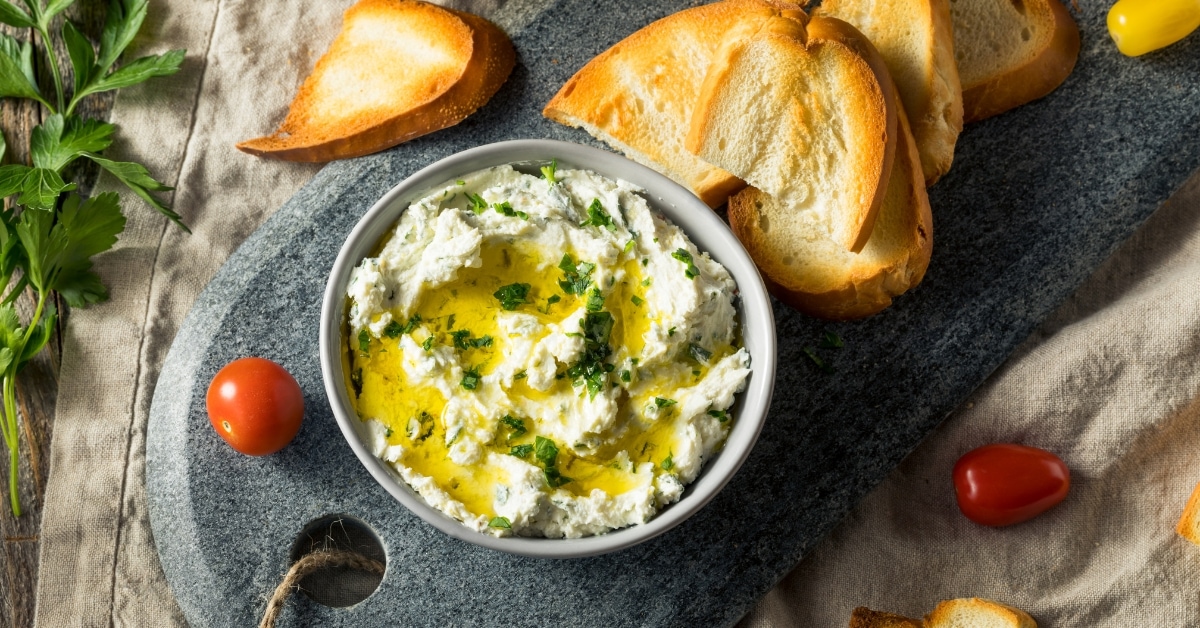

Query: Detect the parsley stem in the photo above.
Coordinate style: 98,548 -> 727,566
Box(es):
36,25 -> 65,114
5,374 -> 20,516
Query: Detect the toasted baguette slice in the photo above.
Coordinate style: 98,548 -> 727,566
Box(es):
816,0 -> 962,185
925,598 -> 1037,628
543,0 -> 807,208
237,0 -> 514,162
727,104 -> 931,320
950,0 -> 1079,123
850,607 -> 924,628
1176,481 -> 1200,546
687,15 -> 897,253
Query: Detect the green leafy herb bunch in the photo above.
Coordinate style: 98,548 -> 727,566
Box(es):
0,0 -> 184,515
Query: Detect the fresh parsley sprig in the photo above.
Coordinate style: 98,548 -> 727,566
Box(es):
0,0 -> 184,516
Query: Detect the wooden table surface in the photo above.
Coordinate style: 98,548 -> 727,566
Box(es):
0,3 -> 115,626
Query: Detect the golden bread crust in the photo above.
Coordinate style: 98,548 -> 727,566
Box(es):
849,607 -> 923,628
543,0 -> 807,209
956,0 -> 1079,123
926,598 -> 1038,628
237,0 -> 514,162
1177,481 -> 1200,546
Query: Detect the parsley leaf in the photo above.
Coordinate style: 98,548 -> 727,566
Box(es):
585,287 -> 604,312
620,369 -> 631,383
460,365 -> 481,390
450,329 -> 472,350
384,314 -> 421,338
654,397 -> 676,408
500,415 -> 526,439
708,409 -> 729,422
580,198 -> 615,231
509,444 -> 533,458
661,453 -> 674,471
422,335 -> 434,351
488,516 -> 511,530
16,192 -> 124,306
671,248 -> 700,280
493,201 -> 528,220
540,294 -> 561,314
630,295 -> 644,306
543,467 -> 573,488
465,192 -> 488,214
534,436 -> 558,467
557,254 -> 594,295
30,114 -> 114,172
0,34 -> 44,104
540,158 -> 557,185
566,311 -> 613,399
357,329 -> 370,353
494,282 -> 531,310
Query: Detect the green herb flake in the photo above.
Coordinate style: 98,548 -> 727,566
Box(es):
447,314 -> 456,330
661,453 -> 674,471
668,327 -> 676,337
543,467 -> 573,488
631,295 -> 644,306
671,248 -> 700,279
456,179 -> 466,186
708,409 -> 729,423
566,311 -> 614,399
450,329 -> 472,350
422,336 -> 435,351
494,283 -> 531,310
540,294 -> 562,314
500,415 -> 527,439
488,516 -> 512,530
586,287 -> 605,312
557,254 -> 595,295
688,343 -> 712,364
580,198 -> 615,231
641,278 -> 651,287
357,329 -> 371,353
820,332 -> 844,349
493,201 -> 528,220
509,444 -> 533,458
654,397 -> 677,408
534,436 -> 559,467
384,427 -> 394,438
623,239 -> 635,254
461,366 -> 482,390
472,335 -> 493,348
540,158 -> 558,185
803,346 -> 834,374
514,370 -> 527,380
620,369 -> 631,383
382,320 -> 403,338
465,192 -> 488,214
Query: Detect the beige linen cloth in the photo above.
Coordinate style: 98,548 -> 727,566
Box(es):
30,0 -> 1200,626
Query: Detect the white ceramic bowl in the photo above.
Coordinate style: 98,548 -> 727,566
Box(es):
319,139 -> 776,558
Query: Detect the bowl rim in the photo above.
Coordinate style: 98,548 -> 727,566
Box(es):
319,139 -> 776,558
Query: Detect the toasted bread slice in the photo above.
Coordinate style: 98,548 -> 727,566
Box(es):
1176,481 -> 1200,546
815,0 -> 962,186
687,15 -> 898,253
727,103 -> 931,320
925,598 -> 1037,628
850,607 -> 924,628
543,0 -> 807,208
237,0 -> 515,162
950,0 -> 1079,123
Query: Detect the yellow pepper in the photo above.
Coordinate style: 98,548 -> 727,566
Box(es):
1108,0 -> 1200,56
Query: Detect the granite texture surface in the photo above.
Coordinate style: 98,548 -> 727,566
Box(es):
146,1 -> 1200,626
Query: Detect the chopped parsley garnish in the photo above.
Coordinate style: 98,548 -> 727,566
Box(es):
540,294 -> 561,314
820,332 -> 844,349
708,409 -> 729,422
541,158 -> 558,185
357,329 -> 370,353
654,397 -> 677,408
620,369 -> 631,383
461,366 -> 482,390
630,295 -> 644,306
586,287 -> 605,312
493,201 -> 528,220
456,179 -> 466,185
447,314 -> 456,330
465,192 -> 488,214
422,336 -> 434,351
641,277 -> 651,287
803,346 -> 834,374
509,444 -> 533,458
500,415 -> 527,439
473,335 -> 493,348
534,436 -> 558,467
410,411 -> 434,441
668,327 -> 676,337
671,248 -> 700,279
543,467 -> 573,488
580,198 -> 615,231
688,343 -> 712,364
557,254 -> 595,295
384,427 -> 394,438
623,239 -> 635,254
514,370 -> 527,380
450,329 -> 472,350
382,320 -> 403,338
494,283 -> 531,310
661,453 -> 674,471
488,516 -> 511,530
566,311 -> 614,399
350,368 -> 363,396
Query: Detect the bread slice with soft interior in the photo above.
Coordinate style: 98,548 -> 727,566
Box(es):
1176,480 -> 1200,546
237,0 -> 514,162
815,0 -> 962,186
949,0 -> 1079,123
687,14 -> 898,253
849,607 -> 924,628
925,598 -> 1038,628
543,0 -> 807,209
727,100 -> 931,320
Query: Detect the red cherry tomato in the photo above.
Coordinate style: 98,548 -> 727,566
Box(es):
953,443 -> 1070,527
206,357 -> 304,456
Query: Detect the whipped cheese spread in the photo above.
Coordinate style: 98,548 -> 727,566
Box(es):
345,163 -> 751,538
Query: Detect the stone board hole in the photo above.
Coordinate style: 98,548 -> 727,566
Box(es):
287,514 -> 386,608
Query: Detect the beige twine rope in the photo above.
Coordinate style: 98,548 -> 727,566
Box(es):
258,549 -> 385,628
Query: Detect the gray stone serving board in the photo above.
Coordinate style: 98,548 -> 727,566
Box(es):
146,1 -> 1200,626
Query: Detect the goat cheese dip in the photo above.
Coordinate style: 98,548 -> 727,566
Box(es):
344,163 -> 751,538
